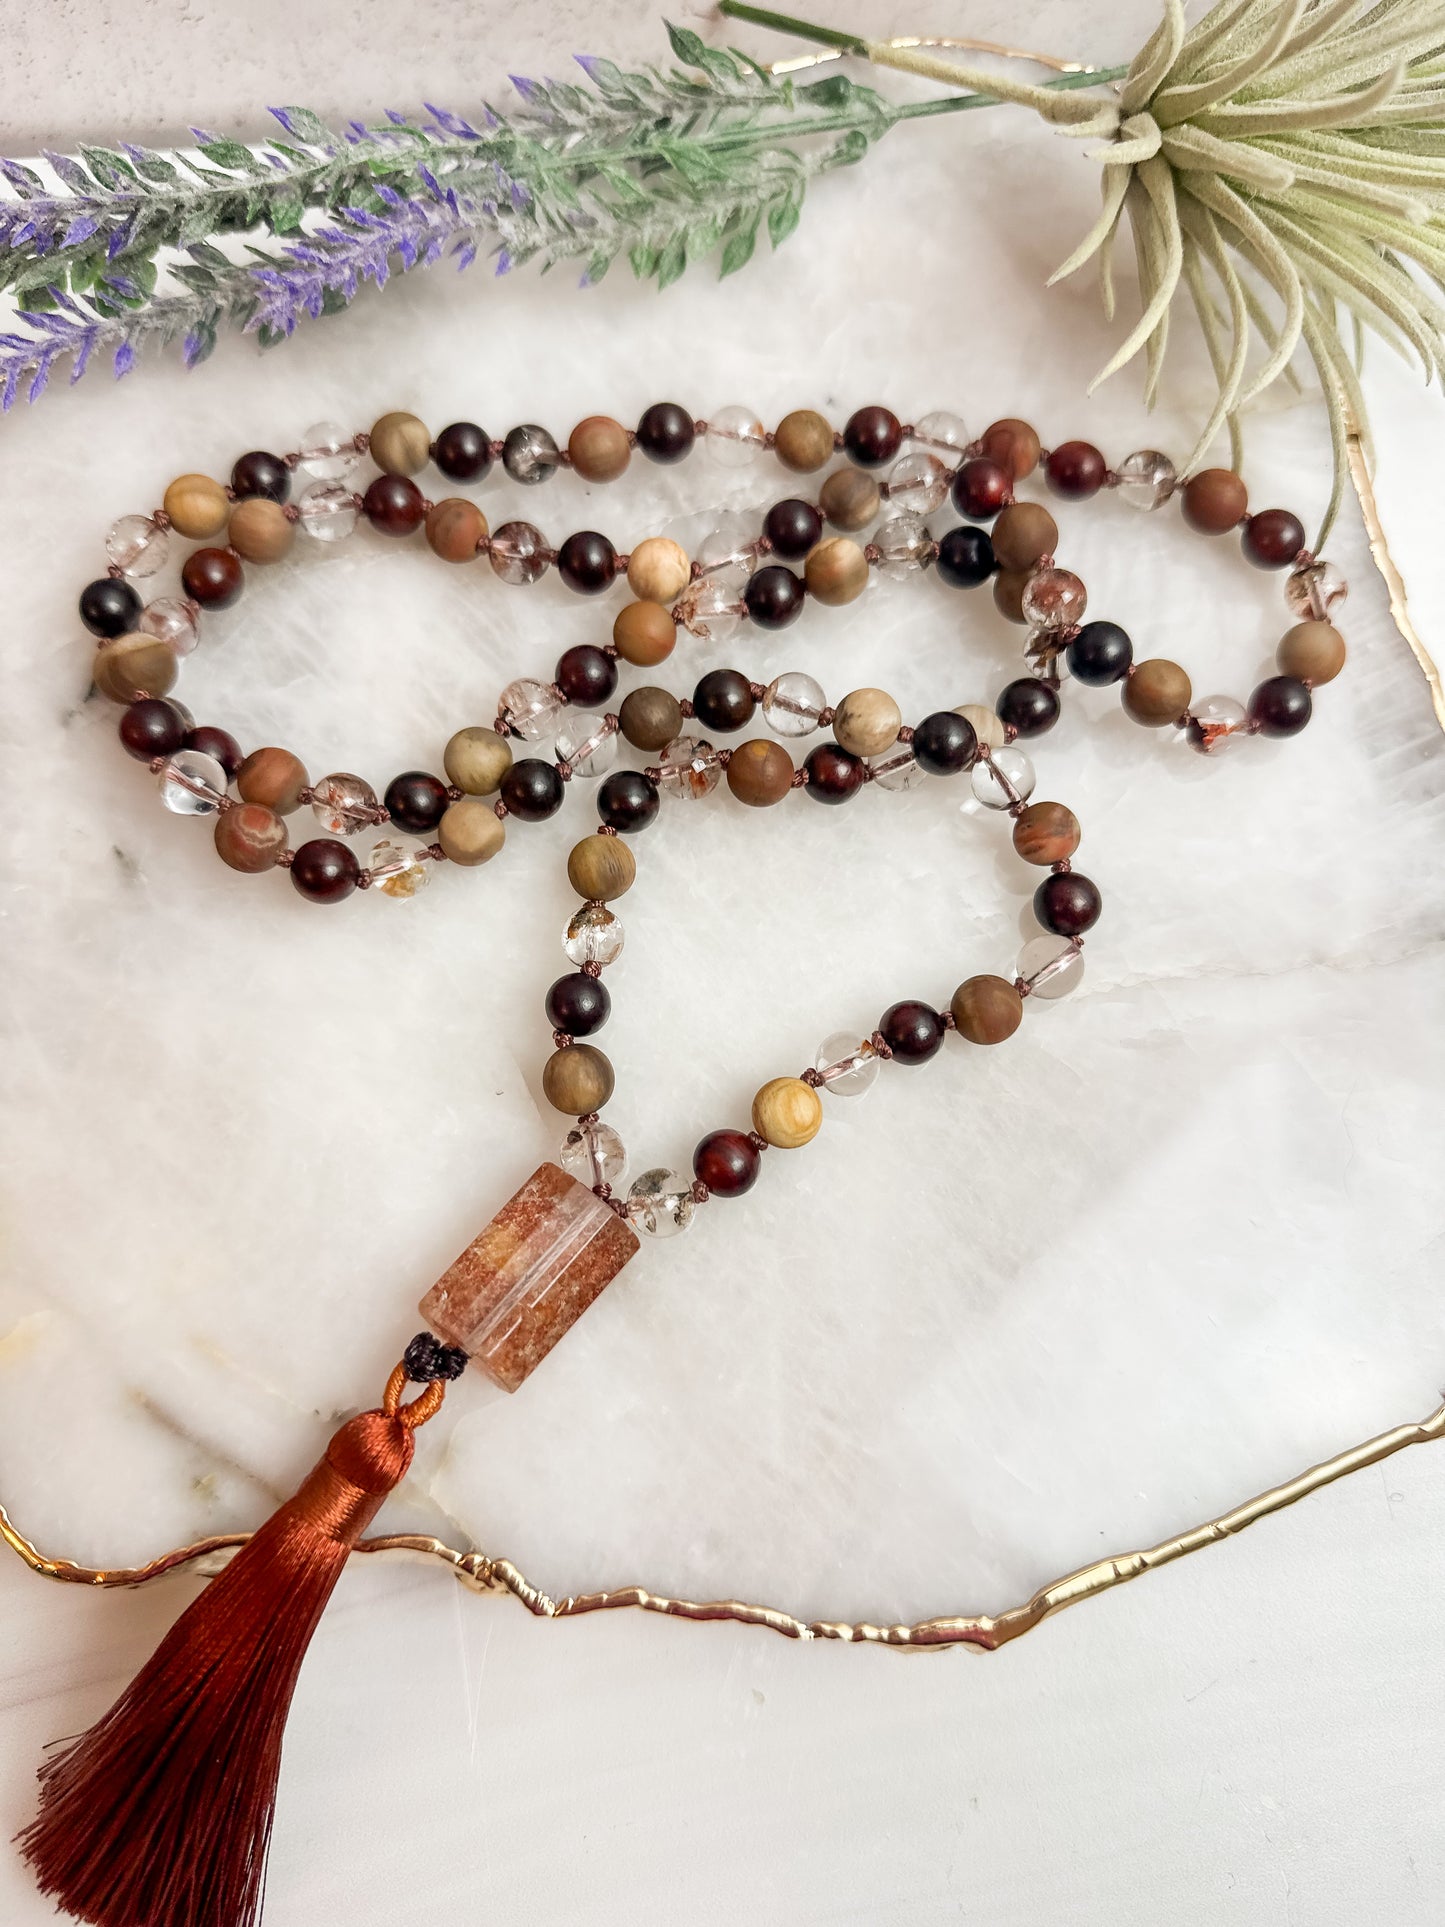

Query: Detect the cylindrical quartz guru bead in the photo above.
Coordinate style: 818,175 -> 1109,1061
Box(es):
186,725 -> 242,778
80,576 -> 143,638
363,474 -> 425,536
499,758 -> 565,821
693,1128 -> 762,1198
979,418 -> 1041,479
613,600 -> 677,668
744,564 -> 805,629
764,498 -> 824,559
237,746 -> 309,814
231,450 -> 290,503
545,971 -> 611,1037
542,1043 -> 615,1116
879,1000 -> 944,1064
369,411 -> 432,476
804,537 -> 868,606
1242,509 -> 1306,569
181,547 -> 245,609
433,421 -> 492,483
597,768 -> 660,833
636,402 -> 695,464
726,738 -> 794,807
227,497 -> 294,564
773,409 -> 835,473
567,834 -> 636,900
843,405 -> 903,468
557,530 -> 618,595
1045,440 -> 1106,499
1181,467 -> 1248,534
425,497 -> 487,563
119,698 -> 187,761
214,802 -> 288,873
951,974 -> 1023,1045
803,742 -> 864,804
996,678 -> 1060,738
384,770 -> 449,834
751,1077 -> 823,1149
911,710 -> 977,775
1248,674 -> 1312,736
1012,801 -> 1080,866
692,669 -> 756,734
619,685 -> 683,752
1066,620 -> 1133,685
935,525 -> 996,588
568,416 -> 632,482
290,838 -> 360,904
819,469 -> 880,532
989,503 -> 1058,572
1122,658 -> 1192,726
1034,871 -> 1101,936
555,644 -> 618,708
163,473 -> 230,539
1276,621 -> 1346,685
952,458 -> 1010,521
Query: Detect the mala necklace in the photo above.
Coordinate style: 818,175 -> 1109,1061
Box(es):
23,399 -> 1349,1927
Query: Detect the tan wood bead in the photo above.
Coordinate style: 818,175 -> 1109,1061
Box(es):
990,502 -> 1058,572
236,746 -> 309,814
438,797 -> 506,865
726,738 -> 794,807
819,468 -> 880,531
805,536 -> 868,606
1012,801 -> 1080,866
369,410 -> 431,476
955,703 -> 1007,749
542,1043 -> 615,1116
1181,467 -> 1248,534
567,834 -> 636,901
163,473 -> 230,539
227,496 -> 294,564
751,1076 -> 823,1150
426,496 -> 487,563
613,599 -> 676,667
979,418 -> 1041,479
568,415 -> 631,482
1123,658 -> 1192,726
993,567 -> 1031,624
214,802 -> 288,873
619,685 -> 683,752
443,726 -> 512,796
93,636 -> 178,703
951,974 -> 1023,1046
774,408 -> 835,473
1277,620 -> 1346,685
627,536 -> 691,604
833,687 -> 901,758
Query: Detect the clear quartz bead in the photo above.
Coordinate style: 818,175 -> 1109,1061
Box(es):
886,452 -> 950,514
674,578 -> 746,642
914,409 -> 969,452
971,745 -> 1036,808
657,735 -> 722,800
137,597 -> 201,656
696,515 -> 757,579
157,748 -> 227,815
762,672 -> 827,737
627,1168 -> 696,1238
555,712 -> 618,780
1021,568 -> 1087,630
705,405 -> 767,467
367,837 -> 430,898
1285,559 -> 1348,621
565,904 -> 624,966
1018,934 -> 1084,1001
298,420 -> 361,479
502,423 -> 560,486
297,480 -> 359,542
872,510 -> 933,579
106,514 -> 169,577
1185,693 -> 1249,756
311,771 -> 379,835
814,1032 -> 881,1096
1114,448 -> 1177,510
868,742 -> 926,791
489,520 -> 550,585
560,1118 -> 628,1188
499,677 -> 563,741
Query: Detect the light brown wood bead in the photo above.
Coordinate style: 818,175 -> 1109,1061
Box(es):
955,703 -> 1007,749
950,974 -> 1023,1046
369,410 -> 431,476
980,418 -> 1041,479
833,687 -> 901,758
774,408 -> 835,472
214,802 -> 288,873
236,746 -> 309,814
613,600 -> 676,667
1276,620 -> 1346,685
990,502 -> 1058,572
1012,801 -> 1080,866
438,797 -> 506,865
227,496 -> 294,564
163,473 -> 230,540
993,568 -> 1031,624
1181,467 -> 1248,534
627,536 -> 691,604
727,738 -> 794,807
1123,658 -> 1192,726
93,636 -> 178,703
567,834 -> 636,901
751,1076 -> 823,1150
619,685 -> 683,752
805,536 -> 868,606
568,415 -> 631,482
443,726 -> 511,795
426,496 -> 487,563
542,1043 -> 615,1116
819,468 -> 880,531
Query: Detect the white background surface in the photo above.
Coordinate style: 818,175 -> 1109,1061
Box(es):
1,3 -> 1443,1922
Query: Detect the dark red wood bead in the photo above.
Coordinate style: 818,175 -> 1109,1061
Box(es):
119,698 -> 188,761
951,458 -> 1011,521
555,644 -> 617,707
764,498 -> 823,559
912,710 -> 977,775
186,724 -> 243,777
290,838 -> 360,904
843,405 -> 903,468
1066,620 -> 1133,685
935,526 -> 996,587
1034,871 -> 1101,936
693,1128 -> 762,1199
803,742 -> 865,803
557,529 -> 618,595
597,768 -> 659,833
636,402 -> 695,464
744,565 -> 804,630
1248,675 -> 1313,736
692,669 -> 756,734
433,420 -> 491,482
384,769 -> 449,833
1242,509 -> 1306,570
996,679 -> 1061,737
181,547 -> 245,609
545,971 -> 612,1037
499,758 -> 564,821
880,999 -> 944,1064
363,473 -> 425,536
80,576 -> 142,638
1045,441 -> 1107,499
230,450 -> 290,503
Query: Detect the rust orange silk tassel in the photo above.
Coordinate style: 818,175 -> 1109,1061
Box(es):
17,1364 -> 443,1927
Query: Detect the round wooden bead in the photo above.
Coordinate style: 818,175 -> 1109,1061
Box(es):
425,496 -> 487,563
443,726 -> 512,795
163,472 -> 230,539
950,974 -> 1023,1046
626,536 -> 691,604
1181,467 -> 1248,534
214,802 -> 288,873
182,546 -> 244,608
613,600 -> 677,667
438,797 -> 506,865
990,502 -> 1058,572
1012,801 -> 1080,866
774,408 -> 835,472
818,468 -> 880,531
955,703 -> 1007,749
567,834 -> 636,901
227,496 -> 294,564
1276,620 -> 1346,685
805,536 -> 868,606
833,687 -> 901,758
979,418 -> 1041,479
992,568 -> 1031,624
1123,658 -> 1192,726
369,410 -> 431,476
619,685 -> 683,752
542,1043 -> 615,1116
237,746 -> 309,814
726,738 -> 794,807
751,1076 -> 823,1149
92,636 -> 178,703
568,415 -> 631,482
1242,508 -> 1306,569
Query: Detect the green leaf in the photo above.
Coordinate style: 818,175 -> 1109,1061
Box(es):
127,150 -> 177,184
268,192 -> 307,233
767,191 -> 802,248
629,239 -> 660,279
656,229 -> 687,287
17,284 -> 58,311
188,240 -> 231,268
799,76 -> 856,107
198,139 -> 264,174
666,21 -> 710,68
583,248 -> 614,284
275,105 -> 334,145
719,212 -> 760,277
79,145 -> 138,187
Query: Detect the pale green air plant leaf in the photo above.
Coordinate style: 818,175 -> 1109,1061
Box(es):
1086,111 -> 1162,167
1179,236 -> 1246,471
1125,176 -> 1168,405
1173,0 -> 1262,82
1048,163 -> 1131,284
1175,198 -> 1251,466
1153,0 -> 1308,128
1120,0 -> 1188,116
1247,146 -> 1428,219
1192,60 -> 1405,136
1175,171 -> 1306,402
1159,122 -> 1297,193
1260,203 -> 1443,371
1091,154 -> 1182,395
